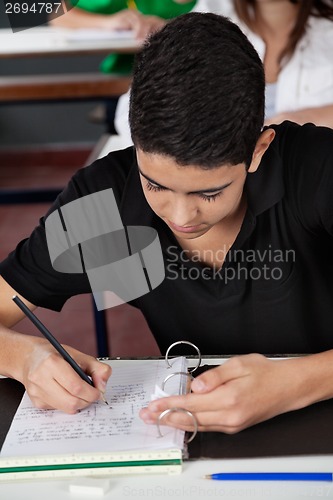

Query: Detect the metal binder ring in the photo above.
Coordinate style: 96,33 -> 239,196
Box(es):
165,341 -> 202,373
161,371 -> 193,392
156,408 -> 198,443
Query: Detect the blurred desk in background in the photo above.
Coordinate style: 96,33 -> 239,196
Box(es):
0,26 -> 139,59
0,73 -> 131,102
0,27 -> 138,102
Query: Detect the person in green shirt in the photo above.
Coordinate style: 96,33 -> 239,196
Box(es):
50,0 -> 196,131
51,0 -> 196,75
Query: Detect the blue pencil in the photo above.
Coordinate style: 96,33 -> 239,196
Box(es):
203,472 -> 333,482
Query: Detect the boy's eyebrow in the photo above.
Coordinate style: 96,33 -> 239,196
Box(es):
137,165 -> 232,194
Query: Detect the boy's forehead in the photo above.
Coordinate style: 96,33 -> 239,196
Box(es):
136,148 -> 246,190
136,148 -> 237,171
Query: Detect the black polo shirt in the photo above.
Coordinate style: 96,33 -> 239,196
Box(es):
1,121 -> 333,355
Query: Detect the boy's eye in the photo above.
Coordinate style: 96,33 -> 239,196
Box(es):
145,180 -> 222,202
198,192 -> 222,202
145,181 -> 165,192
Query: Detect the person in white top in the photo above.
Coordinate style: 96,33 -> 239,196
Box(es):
115,0 -> 333,146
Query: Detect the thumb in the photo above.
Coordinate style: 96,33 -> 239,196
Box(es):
191,358 -> 244,393
191,365 -> 226,393
87,359 -> 112,393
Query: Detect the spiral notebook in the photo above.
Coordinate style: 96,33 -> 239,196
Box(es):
0,357 -> 189,481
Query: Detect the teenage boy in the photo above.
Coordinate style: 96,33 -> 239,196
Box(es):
1,13 -> 333,434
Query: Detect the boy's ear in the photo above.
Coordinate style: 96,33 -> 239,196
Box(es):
248,128 -> 276,173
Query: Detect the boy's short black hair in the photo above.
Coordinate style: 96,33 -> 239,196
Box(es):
129,12 -> 265,168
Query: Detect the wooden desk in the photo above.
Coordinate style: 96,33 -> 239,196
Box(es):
0,73 -> 131,102
0,27 -> 138,102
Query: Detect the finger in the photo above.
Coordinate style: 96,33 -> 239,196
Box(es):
191,357 -> 250,393
63,347 -> 112,394
144,385 -> 243,418
146,390 -> 226,415
83,359 -> 112,394
117,9 -> 141,22
133,22 -> 151,40
140,406 -> 198,431
126,11 -> 146,34
107,12 -> 132,30
28,376 -> 95,414
124,9 -> 142,19
46,355 -> 101,405
147,393 -> 201,414
140,407 -> 240,434
136,19 -> 163,39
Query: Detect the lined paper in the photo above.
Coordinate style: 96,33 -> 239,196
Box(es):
1,358 -> 187,457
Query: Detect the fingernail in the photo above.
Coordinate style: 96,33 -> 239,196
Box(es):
99,380 -> 107,391
142,415 -> 155,424
140,408 -> 155,424
192,379 -> 206,392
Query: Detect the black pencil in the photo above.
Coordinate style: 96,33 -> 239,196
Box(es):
12,295 -> 108,405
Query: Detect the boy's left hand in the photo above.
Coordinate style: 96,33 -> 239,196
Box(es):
140,354 -> 309,433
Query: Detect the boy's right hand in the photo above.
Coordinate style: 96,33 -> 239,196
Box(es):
20,338 -> 111,414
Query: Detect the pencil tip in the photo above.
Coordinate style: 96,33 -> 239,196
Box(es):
100,392 -> 109,405
203,475 -> 211,479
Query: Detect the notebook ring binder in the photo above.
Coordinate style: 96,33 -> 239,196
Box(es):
156,407 -> 198,443
165,341 -> 202,373
161,371 -> 193,392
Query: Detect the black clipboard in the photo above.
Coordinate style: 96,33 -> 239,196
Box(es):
188,363 -> 333,459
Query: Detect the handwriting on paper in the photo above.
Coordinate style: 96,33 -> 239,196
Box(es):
1,358 -> 187,457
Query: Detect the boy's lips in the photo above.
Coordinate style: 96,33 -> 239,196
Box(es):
168,220 -> 204,233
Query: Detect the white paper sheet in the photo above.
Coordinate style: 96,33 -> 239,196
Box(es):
65,29 -> 135,42
1,357 -> 187,457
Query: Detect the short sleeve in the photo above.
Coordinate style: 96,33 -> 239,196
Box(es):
0,148 -> 135,311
